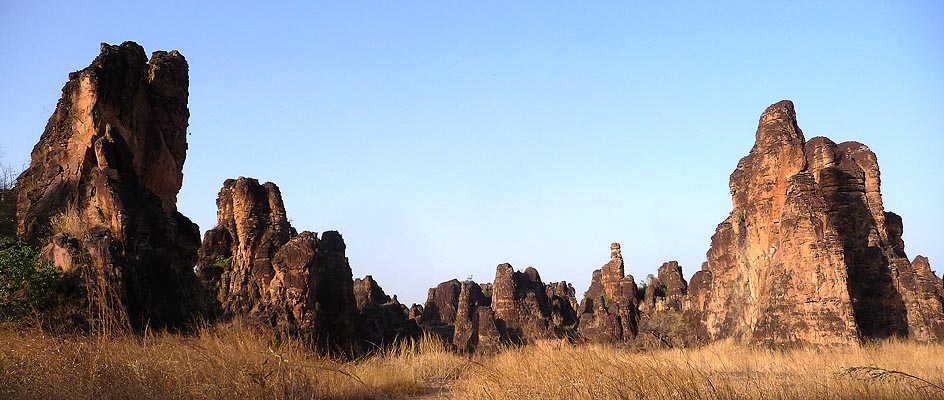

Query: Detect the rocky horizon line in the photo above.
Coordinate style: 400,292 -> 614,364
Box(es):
6,41 -> 942,354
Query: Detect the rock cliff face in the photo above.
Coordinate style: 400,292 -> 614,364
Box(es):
20,48 -> 940,353
16,41 -> 203,329
689,100 -> 944,346
577,243 -> 639,342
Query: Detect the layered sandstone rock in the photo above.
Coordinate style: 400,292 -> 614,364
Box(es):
690,100 -> 944,346
577,243 -> 639,342
909,256 -> 944,340
408,304 -> 424,321
16,41 -> 203,328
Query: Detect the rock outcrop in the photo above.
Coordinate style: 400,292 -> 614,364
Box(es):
546,281 -> 579,338
15,41 -> 203,329
417,279 -> 462,340
577,243 -> 639,342
657,261 -> 688,311
492,264 -> 554,344
417,264 -> 579,351
196,177 -> 364,352
196,177 -> 295,316
689,100 -> 944,346
353,275 -> 420,347
453,280 -> 497,353
260,232 -> 319,336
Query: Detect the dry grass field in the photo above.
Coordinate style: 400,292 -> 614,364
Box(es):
1,322 -> 942,400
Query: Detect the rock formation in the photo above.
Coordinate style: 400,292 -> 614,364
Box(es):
416,264 -> 579,351
656,261 -> 688,311
417,279 -> 462,340
492,264 -> 554,344
310,231 -> 359,351
577,243 -> 639,342
261,232 -> 319,335
453,280 -> 498,353
546,281 -> 579,337
689,100 -> 944,346
353,275 -> 420,347
420,279 -> 461,326
196,177 -> 295,316
15,41 -> 203,329
196,177 -> 365,352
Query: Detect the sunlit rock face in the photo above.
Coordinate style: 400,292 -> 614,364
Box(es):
196,177 -> 295,317
16,41 -> 204,329
689,100 -> 944,347
196,177 -> 365,352
576,243 -> 639,343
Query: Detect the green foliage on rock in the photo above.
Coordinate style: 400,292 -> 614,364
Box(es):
0,238 -> 61,321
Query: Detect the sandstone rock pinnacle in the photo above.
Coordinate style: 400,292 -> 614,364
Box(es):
16,41 -> 203,329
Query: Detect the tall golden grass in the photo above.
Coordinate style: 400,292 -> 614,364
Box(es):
0,321 -> 467,400
1,322 -> 942,400
454,339 -> 944,400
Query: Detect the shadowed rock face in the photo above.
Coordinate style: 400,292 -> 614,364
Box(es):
16,41 -> 203,329
312,231 -> 359,350
577,243 -> 639,342
422,279 -> 461,325
689,100 -> 944,346
353,275 -> 420,347
546,281 -> 579,337
909,256 -> 944,340
453,280 -> 495,352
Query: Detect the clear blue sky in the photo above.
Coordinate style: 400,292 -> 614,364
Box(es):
2,2 -> 942,305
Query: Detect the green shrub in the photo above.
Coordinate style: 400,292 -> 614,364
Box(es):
0,238 -> 61,321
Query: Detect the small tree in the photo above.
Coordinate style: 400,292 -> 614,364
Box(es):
0,148 -> 20,238
0,238 -> 61,321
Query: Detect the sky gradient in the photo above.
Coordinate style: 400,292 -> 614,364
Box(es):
2,1 -> 942,305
